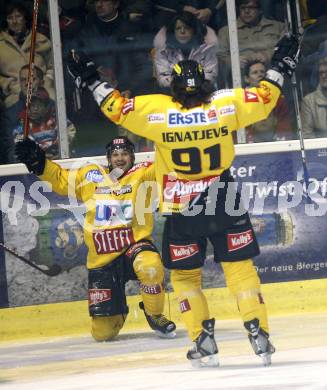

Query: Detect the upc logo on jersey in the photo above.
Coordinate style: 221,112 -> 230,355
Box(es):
94,200 -> 133,227
169,243 -> 199,261
93,227 -> 134,254
244,90 -> 259,103
227,230 -> 254,252
85,169 -> 104,183
122,98 -> 135,115
88,289 -> 111,306
163,175 -> 217,203
167,107 -> 218,127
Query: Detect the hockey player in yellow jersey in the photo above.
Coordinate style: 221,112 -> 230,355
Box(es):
15,136 -> 176,341
66,34 -> 299,366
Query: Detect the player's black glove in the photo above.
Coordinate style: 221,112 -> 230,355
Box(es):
15,137 -> 46,175
271,34 -> 300,78
67,50 -> 99,89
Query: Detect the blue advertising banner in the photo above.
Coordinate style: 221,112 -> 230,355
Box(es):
232,148 -> 327,283
1,147 -> 327,307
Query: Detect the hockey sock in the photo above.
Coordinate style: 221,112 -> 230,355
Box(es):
91,314 -> 125,341
221,259 -> 269,333
133,251 -> 165,315
171,268 -> 210,341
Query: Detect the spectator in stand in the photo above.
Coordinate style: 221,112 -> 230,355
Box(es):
0,1 -> 54,109
68,0 -> 126,86
243,59 -> 293,142
299,3 -> 327,95
63,0 -> 125,156
38,3 -> 84,46
152,1 -> 219,31
12,86 -> 76,159
217,0 -> 285,75
301,56 -> 327,139
4,64 -> 76,160
3,64 -> 46,162
0,95 -> 13,164
66,0 -> 157,155
153,11 -> 218,91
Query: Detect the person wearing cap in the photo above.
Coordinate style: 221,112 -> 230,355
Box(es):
5,64 -> 76,160
15,135 -> 177,342
12,85 -> 76,159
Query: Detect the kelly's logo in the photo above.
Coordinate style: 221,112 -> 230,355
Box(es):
169,243 -> 199,261
227,230 -> 254,252
88,289 -> 111,305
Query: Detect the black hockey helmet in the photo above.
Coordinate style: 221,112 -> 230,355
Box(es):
171,60 -> 205,94
105,136 -> 135,159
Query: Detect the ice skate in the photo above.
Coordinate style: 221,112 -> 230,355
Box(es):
139,302 -> 176,339
186,318 -> 219,368
244,318 -> 275,366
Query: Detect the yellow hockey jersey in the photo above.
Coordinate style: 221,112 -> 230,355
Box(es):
40,160 -> 156,269
98,80 -> 280,213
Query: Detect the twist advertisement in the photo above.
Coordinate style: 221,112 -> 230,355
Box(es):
1,148 -> 327,307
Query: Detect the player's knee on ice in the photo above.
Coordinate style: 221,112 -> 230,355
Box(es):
91,315 -> 125,342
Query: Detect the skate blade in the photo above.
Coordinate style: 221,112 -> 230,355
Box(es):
190,354 -> 219,368
260,352 -> 272,366
155,330 -> 176,339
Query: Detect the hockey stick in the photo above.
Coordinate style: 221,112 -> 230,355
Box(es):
285,0 -> 311,198
23,0 -> 42,137
0,242 -> 62,277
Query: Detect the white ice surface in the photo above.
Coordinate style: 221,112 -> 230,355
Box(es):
1,314 -> 327,390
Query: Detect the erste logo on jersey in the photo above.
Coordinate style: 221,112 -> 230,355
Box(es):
227,230 -> 254,252
93,227 -> 134,254
244,90 -> 259,103
122,98 -> 135,115
94,200 -> 133,226
168,107 -> 218,127
85,169 -> 104,183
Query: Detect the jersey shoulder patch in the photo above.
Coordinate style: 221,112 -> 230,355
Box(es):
126,161 -> 152,175
210,89 -> 235,101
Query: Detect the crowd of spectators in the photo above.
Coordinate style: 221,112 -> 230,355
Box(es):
0,0 -> 327,165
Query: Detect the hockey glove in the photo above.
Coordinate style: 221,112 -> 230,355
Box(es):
271,34 -> 300,78
67,50 -> 99,89
15,137 -> 46,175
